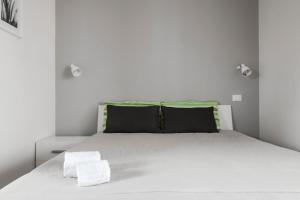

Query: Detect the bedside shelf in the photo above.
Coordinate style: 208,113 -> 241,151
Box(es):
35,136 -> 88,167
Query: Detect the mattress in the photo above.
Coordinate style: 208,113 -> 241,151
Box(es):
1,131 -> 300,200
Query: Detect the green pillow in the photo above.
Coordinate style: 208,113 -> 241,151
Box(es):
161,101 -> 220,130
102,101 -> 161,130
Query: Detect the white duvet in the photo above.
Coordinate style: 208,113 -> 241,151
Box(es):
1,131 -> 300,200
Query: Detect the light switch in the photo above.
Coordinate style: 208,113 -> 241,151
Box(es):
232,95 -> 242,102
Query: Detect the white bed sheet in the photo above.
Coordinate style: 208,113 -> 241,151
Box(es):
1,131 -> 300,200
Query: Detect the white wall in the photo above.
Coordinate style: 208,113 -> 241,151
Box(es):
259,0 -> 300,150
0,0 -> 55,188
56,0 -> 259,137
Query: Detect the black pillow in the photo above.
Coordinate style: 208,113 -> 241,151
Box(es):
161,106 -> 218,133
104,105 -> 160,133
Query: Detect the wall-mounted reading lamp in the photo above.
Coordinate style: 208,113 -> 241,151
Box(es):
236,64 -> 252,78
70,64 -> 82,78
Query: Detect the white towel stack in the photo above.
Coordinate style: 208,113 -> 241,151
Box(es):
64,151 -> 101,178
63,151 -> 111,187
77,160 -> 111,187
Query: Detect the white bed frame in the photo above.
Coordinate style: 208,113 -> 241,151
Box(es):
97,105 -> 233,132
218,105 -> 233,131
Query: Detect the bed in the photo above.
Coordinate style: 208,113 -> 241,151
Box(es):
1,131 -> 300,199
1,107 -> 300,200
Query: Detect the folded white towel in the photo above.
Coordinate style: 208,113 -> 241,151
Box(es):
64,151 -> 101,178
77,160 -> 111,187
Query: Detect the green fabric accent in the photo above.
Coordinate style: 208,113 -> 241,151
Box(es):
102,101 -> 161,130
161,100 -> 218,107
103,101 -> 161,106
161,101 -> 220,129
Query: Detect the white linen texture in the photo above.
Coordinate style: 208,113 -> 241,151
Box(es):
3,132 -> 300,200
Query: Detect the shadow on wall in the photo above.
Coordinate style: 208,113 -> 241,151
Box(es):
0,159 -> 34,189
63,65 -> 75,79
249,69 -> 259,80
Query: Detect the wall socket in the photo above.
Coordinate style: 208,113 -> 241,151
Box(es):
232,95 -> 242,102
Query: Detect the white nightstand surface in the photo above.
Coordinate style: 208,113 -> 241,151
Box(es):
36,136 -> 88,167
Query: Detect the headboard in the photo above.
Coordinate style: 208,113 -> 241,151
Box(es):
218,105 -> 233,131
97,105 -> 233,132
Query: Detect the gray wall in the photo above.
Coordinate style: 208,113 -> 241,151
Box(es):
259,0 -> 300,150
56,0 -> 259,137
0,0 -> 55,188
